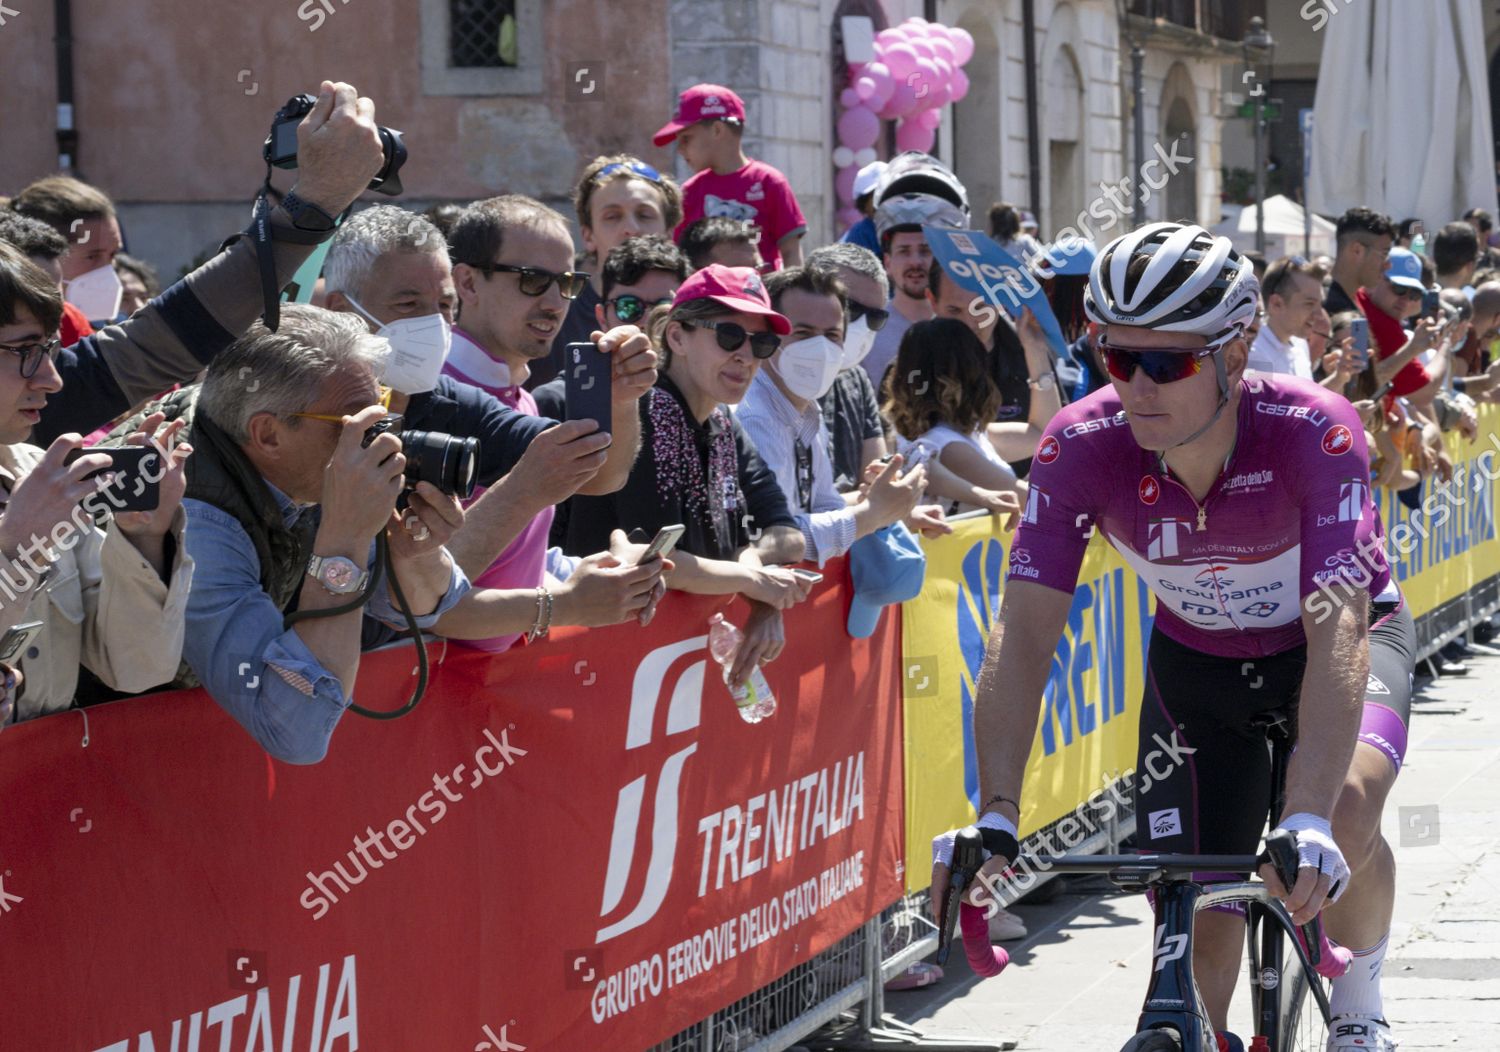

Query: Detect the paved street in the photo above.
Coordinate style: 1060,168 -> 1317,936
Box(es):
888,646 -> 1500,1050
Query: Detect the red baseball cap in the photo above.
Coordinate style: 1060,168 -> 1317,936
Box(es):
671,264 -> 791,335
652,84 -> 747,147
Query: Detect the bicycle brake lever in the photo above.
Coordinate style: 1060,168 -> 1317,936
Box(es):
1264,829 -> 1322,968
935,826 -> 983,965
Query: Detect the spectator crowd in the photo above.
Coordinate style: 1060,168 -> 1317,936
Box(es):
1,74 -> 1496,774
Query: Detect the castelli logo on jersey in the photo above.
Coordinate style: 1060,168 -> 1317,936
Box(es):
1321,424 -> 1353,456
1139,476 -> 1160,504
1037,436 -> 1060,464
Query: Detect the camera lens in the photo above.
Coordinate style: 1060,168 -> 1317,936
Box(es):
401,430 -> 478,499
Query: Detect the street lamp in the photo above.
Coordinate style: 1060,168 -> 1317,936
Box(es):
1243,15 -> 1276,254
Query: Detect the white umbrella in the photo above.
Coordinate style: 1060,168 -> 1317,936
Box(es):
1211,195 -> 1338,258
1307,0 -> 1496,226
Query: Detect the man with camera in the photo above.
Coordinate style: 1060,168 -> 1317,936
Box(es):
25,81 -> 389,446
172,305 -> 470,764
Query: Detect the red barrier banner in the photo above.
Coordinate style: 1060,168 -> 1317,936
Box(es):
0,562 -> 904,1052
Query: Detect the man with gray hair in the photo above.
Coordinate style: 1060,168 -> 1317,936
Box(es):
320,204 -> 660,637
173,304 -> 470,763
806,242 -> 891,492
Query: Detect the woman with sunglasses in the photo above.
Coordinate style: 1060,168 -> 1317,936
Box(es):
553,264 -> 813,687
540,155 -> 684,382
932,223 -> 1416,1052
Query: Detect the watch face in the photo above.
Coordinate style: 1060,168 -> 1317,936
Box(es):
323,559 -> 358,591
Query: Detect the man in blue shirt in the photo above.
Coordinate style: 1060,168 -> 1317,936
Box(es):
179,306 -> 469,763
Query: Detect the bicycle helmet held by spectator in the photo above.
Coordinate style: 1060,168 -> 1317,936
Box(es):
875,151 -> 970,217
874,193 -> 967,247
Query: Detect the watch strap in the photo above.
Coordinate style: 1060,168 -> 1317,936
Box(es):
281,190 -> 339,233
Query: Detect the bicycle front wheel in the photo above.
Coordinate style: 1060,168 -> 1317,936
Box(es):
1278,944 -> 1332,1051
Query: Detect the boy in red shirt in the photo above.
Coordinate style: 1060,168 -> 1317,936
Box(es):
655,84 -> 807,270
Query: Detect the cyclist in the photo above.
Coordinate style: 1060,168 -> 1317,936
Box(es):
932,223 -> 1414,1052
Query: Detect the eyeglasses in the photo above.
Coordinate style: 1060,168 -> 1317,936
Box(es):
1099,341 -> 1218,385
290,385 -> 394,424
607,293 -> 676,324
1387,283 -> 1423,301
846,300 -> 891,332
681,319 -> 782,359
595,161 -> 663,183
0,337 -> 61,378
466,262 -> 590,299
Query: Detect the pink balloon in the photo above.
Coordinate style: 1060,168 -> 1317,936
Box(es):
918,107 -> 942,130
836,164 -> 859,206
875,27 -> 907,49
949,67 -> 970,103
836,105 -> 881,151
840,86 -> 861,109
929,34 -> 957,66
879,78 -> 920,120
855,75 -> 878,101
837,206 -> 863,230
910,57 -> 940,105
951,27 -> 976,65
881,42 -> 919,81
863,62 -> 895,106
895,119 -> 936,154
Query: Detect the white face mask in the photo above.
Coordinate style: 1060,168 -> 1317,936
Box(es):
64,262 -> 124,322
345,295 -> 452,394
774,335 -> 844,401
841,316 -> 878,371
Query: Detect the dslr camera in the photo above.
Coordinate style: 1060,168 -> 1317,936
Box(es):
264,93 -> 407,196
362,416 -> 479,500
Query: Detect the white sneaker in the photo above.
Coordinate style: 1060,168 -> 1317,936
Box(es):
1327,1015 -> 1398,1051
987,905 -> 1028,941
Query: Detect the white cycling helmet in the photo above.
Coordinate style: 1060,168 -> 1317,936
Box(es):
1084,222 -> 1259,344
874,192 -> 967,245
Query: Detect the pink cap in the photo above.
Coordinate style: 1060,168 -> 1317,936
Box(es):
671,264 -> 791,335
653,84 -> 747,146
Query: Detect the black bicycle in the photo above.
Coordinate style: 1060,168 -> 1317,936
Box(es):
935,711 -> 1346,1052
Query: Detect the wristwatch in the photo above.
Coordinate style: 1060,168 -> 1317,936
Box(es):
307,554 -> 369,595
1027,372 -> 1056,392
281,190 -> 339,233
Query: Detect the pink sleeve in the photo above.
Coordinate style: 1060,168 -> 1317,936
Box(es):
1293,397 -> 1388,599
1005,421 -> 1096,595
766,170 -> 806,244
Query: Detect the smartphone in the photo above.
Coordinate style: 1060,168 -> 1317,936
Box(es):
901,443 -> 933,476
0,621 -> 44,665
565,341 -> 612,436
1421,288 -> 1441,317
790,568 -> 824,584
636,523 -> 685,565
1369,380 -> 1394,402
64,446 -> 163,512
1349,317 -> 1370,368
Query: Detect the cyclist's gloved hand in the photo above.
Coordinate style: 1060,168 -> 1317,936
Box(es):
1274,812 -> 1350,903
931,811 -> 1020,871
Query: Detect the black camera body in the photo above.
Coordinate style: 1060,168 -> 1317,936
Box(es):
362,415 -> 479,500
264,93 -> 407,196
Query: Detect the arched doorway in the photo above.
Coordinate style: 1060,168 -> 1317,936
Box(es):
1046,46 -> 1085,238
1159,64 -> 1199,224
952,10 -> 1002,224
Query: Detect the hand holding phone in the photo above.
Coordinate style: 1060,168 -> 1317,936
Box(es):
63,446 -> 163,511
0,621 -> 44,665
636,524 -> 685,565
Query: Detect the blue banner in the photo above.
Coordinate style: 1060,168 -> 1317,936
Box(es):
922,225 -> 1069,358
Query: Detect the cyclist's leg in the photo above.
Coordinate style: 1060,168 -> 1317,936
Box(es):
1134,628 -> 1306,1032
1323,597 -> 1415,1029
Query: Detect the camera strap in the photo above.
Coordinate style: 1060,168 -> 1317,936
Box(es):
253,187 -> 282,331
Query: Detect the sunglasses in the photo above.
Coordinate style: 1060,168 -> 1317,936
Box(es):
1387,282 -> 1423,301
290,385 -> 394,424
846,300 -> 891,332
596,160 -> 663,183
467,262 -> 590,299
681,319 -> 781,359
607,293 -> 675,324
0,337 -> 61,378
1100,341 -> 1218,385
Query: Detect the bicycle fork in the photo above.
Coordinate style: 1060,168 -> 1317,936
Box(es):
1131,880 -> 1217,1052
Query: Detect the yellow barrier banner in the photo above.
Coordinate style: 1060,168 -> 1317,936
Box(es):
900,405 -> 1500,894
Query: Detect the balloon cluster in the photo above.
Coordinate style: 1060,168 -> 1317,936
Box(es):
834,18 -> 976,228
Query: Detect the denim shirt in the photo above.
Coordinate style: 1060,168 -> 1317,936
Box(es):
181,485 -> 469,764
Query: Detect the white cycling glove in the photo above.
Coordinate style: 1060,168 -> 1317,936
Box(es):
1274,812 -> 1350,903
932,811 -> 1019,870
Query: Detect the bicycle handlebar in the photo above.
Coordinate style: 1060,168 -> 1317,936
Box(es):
933,826 -> 1335,979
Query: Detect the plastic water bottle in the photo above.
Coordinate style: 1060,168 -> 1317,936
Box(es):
1411,232 -> 1427,257
707,613 -> 776,723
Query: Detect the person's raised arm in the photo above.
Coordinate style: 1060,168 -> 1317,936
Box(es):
38,81 -> 388,444
1372,317 -> 1439,385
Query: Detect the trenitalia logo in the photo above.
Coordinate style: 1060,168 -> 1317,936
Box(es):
595,636 -> 708,943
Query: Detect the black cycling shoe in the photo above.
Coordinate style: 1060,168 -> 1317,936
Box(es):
1475,620 -> 1495,644
1442,639 -> 1475,660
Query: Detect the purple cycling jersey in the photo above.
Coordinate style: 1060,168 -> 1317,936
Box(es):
1009,374 -> 1392,658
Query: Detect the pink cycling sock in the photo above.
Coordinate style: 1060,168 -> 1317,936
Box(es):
959,902 -> 1010,977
